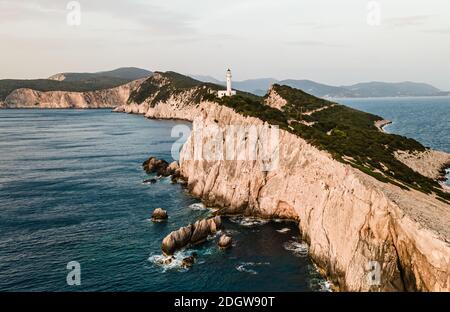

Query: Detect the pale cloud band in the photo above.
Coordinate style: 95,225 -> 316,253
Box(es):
0,0 -> 449,90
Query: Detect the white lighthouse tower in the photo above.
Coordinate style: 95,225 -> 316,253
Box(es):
218,69 -> 237,98
226,69 -> 232,96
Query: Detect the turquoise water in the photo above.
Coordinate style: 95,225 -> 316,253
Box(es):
0,110 -> 326,291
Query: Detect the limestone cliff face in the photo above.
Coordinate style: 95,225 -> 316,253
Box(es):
0,79 -> 144,109
116,93 -> 450,292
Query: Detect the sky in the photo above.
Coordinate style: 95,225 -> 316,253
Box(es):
1,0 -> 450,89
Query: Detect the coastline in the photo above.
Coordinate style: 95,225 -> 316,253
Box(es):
374,119 -> 392,132
114,93 -> 450,291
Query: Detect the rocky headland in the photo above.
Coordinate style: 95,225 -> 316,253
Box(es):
0,78 -> 144,109
4,71 -> 450,291
116,72 -> 450,292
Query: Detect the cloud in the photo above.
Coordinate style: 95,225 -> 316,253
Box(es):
0,0 -> 197,38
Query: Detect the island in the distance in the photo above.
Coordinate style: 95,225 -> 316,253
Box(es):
1,69 -> 449,292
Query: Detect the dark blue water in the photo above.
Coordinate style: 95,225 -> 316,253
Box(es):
0,110 -> 327,292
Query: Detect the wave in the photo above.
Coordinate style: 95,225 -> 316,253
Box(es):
229,216 -> 269,227
148,250 -> 194,272
189,203 -> 207,210
283,240 -> 309,257
236,262 -> 270,275
276,228 -> 291,233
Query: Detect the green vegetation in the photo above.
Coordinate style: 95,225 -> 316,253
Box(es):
129,71 -> 229,106
0,78 -> 129,100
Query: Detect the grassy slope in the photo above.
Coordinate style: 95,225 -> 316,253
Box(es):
129,73 -> 450,201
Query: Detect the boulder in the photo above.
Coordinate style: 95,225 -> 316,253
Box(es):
151,208 -> 168,222
144,178 -> 157,184
143,157 -> 169,176
191,217 -> 222,244
218,234 -> 232,249
160,216 -> 222,255
181,256 -> 195,268
162,225 -> 193,256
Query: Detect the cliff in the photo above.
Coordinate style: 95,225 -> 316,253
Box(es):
0,79 -> 144,109
114,72 -> 450,291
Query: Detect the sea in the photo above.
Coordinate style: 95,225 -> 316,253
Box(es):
0,96 -> 448,291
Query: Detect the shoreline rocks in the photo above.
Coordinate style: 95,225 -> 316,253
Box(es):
143,157 -> 182,182
161,216 -> 222,256
143,157 -> 169,175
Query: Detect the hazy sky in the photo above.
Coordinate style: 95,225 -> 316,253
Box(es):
1,0 -> 450,89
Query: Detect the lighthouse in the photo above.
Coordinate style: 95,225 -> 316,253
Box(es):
218,69 -> 237,98
226,69 -> 232,96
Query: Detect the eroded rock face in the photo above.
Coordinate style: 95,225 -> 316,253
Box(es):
118,89 -> 450,291
0,79 -> 144,109
264,87 -> 287,110
161,216 -> 222,256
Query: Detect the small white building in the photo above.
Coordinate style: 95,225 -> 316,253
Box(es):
218,69 -> 237,98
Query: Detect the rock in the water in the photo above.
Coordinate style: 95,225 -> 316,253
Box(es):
161,216 -> 222,255
218,234 -> 232,249
143,157 -> 169,176
162,225 -> 193,256
144,178 -> 157,184
181,256 -> 195,268
151,208 -> 168,222
191,216 -> 222,244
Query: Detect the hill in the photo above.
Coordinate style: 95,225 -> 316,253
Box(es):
343,81 -> 441,97
192,75 -> 444,98
49,67 -> 152,82
0,67 -> 152,101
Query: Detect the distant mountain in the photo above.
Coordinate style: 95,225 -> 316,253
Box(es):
49,67 -> 152,82
190,75 -> 222,84
279,79 -> 353,98
191,75 -> 444,98
342,81 -> 441,98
